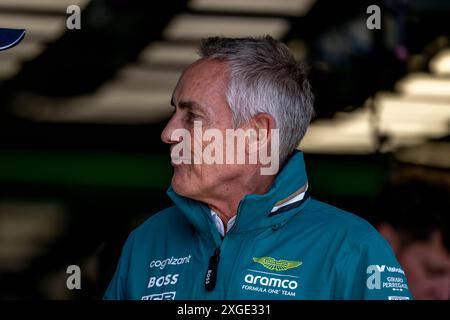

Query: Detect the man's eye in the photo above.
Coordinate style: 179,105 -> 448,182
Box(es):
187,112 -> 199,121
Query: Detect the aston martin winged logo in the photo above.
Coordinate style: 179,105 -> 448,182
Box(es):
253,256 -> 302,271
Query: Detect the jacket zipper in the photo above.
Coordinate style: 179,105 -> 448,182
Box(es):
204,247 -> 220,291
203,200 -> 245,291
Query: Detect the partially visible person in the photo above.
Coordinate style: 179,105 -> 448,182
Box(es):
374,179 -> 450,300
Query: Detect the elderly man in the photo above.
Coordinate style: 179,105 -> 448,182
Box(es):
104,36 -> 412,300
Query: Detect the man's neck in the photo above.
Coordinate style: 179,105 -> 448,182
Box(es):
207,172 -> 275,225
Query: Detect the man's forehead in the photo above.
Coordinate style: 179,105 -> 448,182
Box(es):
181,58 -> 228,82
172,59 -> 228,104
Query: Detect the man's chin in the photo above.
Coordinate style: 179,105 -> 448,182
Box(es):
171,175 -> 193,197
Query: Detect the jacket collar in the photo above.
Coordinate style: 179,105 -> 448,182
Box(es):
167,150 -> 310,236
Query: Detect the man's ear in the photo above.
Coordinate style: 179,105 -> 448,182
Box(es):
243,113 -> 276,156
253,113 -> 276,143
377,223 -> 401,253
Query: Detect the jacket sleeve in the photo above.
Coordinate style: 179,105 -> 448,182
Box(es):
103,231 -> 136,300
334,230 -> 413,300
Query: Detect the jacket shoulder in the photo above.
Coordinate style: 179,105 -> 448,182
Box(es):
303,198 -> 380,241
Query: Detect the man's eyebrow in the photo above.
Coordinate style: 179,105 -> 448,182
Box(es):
175,100 -> 203,111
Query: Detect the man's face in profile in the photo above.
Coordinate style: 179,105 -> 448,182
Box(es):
161,59 -> 244,202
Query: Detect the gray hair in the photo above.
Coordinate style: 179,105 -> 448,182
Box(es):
199,35 -> 315,165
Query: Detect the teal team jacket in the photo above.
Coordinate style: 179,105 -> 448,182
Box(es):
104,151 -> 412,300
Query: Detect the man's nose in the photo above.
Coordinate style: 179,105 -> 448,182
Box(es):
161,116 -> 180,145
161,120 -> 173,145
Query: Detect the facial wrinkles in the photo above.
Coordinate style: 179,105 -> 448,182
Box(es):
174,61 -> 231,172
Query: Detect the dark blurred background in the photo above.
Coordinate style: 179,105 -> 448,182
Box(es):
0,0 -> 449,299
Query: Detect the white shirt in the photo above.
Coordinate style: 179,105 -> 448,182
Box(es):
210,185 -> 308,237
